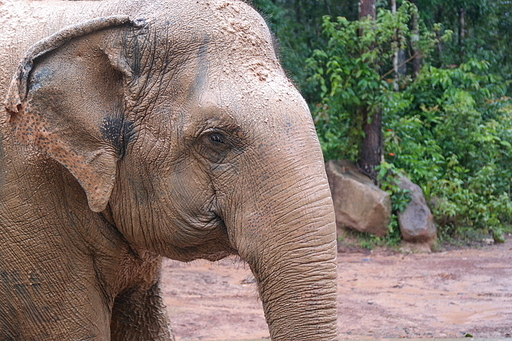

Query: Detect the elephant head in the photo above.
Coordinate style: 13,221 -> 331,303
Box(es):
4,0 -> 338,339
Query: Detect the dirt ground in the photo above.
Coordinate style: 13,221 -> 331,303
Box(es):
161,236 -> 512,340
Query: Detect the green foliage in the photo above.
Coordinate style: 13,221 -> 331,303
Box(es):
384,61 -> 512,242
377,162 -> 412,213
307,2 -> 512,242
414,0 -> 512,93
376,162 -> 412,246
306,2 -> 445,160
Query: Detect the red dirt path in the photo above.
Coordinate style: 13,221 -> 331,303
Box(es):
161,237 -> 512,340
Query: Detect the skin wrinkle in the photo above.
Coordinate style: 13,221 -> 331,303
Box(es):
271,184 -> 333,229
255,237 -> 337,283
39,172 -> 114,322
5,230 -> 92,336
263,289 -> 338,322
123,21 -> 204,128
256,258 -> 337,296
230,133 -> 328,238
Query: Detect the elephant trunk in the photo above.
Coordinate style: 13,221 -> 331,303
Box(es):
231,159 -> 339,340
260,197 -> 337,339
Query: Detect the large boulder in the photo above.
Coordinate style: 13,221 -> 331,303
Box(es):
397,176 -> 437,244
325,160 -> 391,237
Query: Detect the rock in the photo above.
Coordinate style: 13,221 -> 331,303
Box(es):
325,160 -> 391,237
397,176 -> 437,244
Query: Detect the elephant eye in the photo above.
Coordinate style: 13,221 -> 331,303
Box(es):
195,130 -> 232,164
209,132 -> 225,144
194,127 -> 243,164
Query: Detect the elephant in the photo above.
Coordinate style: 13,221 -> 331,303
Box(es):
0,0 -> 338,340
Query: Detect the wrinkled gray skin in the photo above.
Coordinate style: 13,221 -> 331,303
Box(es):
0,0 -> 338,340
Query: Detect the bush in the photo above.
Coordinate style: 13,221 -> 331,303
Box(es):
386,61 -> 512,241
308,2 -> 512,242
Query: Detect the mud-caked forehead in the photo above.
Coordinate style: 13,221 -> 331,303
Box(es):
137,0 -> 281,73
198,0 -> 278,58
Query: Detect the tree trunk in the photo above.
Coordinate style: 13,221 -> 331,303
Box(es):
358,0 -> 375,19
360,107 -> 383,181
392,0 -> 399,91
323,0 -> 332,16
459,7 -> 466,63
358,0 -> 382,182
410,0 -> 421,77
392,0 -> 407,87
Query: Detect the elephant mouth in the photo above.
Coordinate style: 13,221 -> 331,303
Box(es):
169,212 -> 237,262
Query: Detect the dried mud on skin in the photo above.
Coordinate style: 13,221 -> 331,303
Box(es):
161,237 -> 512,340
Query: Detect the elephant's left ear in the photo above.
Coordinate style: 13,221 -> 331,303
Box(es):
4,16 -> 142,213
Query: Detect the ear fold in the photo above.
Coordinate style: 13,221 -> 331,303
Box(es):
4,16 -> 139,212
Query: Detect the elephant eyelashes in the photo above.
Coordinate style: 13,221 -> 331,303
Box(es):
209,132 -> 225,145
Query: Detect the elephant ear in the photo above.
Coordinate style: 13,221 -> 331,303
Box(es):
5,16 -> 142,212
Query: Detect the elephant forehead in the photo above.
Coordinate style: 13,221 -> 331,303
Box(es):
207,0 -> 277,55
197,0 -> 289,98
149,0 -> 279,71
